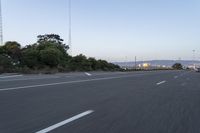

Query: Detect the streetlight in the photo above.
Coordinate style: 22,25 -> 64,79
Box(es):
0,0 -> 3,45
193,50 -> 196,69
68,0 -> 72,55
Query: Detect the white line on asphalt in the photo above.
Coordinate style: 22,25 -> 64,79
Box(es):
85,72 -> 92,76
156,81 -> 166,85
65,75 -> 76,78
36,110 -> 94,133
0,75 -> 23,79
0,74 -> 147,91
0,76 -> 60,82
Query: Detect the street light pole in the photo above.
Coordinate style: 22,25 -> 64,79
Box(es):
0,0 -> 3,45
135,56 -> 137,70
193,50 -> 196,69
68,0 -> 72,55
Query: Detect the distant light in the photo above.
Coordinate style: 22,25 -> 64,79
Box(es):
143,63 -> 150,68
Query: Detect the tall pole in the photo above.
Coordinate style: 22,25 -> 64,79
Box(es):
0,0 -> 3,45
193,50 -> 196,69
193,50 -> 195,60
125,56 -> 128,70
135,56 -> 137,70
68,0 -> 72,55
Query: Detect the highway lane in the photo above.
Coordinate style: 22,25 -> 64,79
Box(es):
0,71 -> 176,90
0,70 -> 198,133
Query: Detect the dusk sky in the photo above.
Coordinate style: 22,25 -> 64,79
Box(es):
2,0 -> 200,61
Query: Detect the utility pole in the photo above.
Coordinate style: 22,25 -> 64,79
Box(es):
193,50 -> 195,60
193,50 -> 196,69
68,0 -> 72,55
135,56 -> 137,70
0,0 -> 3,45
125,56 -> 128,70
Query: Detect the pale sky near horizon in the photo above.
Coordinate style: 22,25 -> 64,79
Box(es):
2,0 -> 200,61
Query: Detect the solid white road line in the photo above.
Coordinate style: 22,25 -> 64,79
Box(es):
85,72 -> 92,76
156,81 -> 166,85
0,74 -> 146,91
0,76 -> 60,82
36,110 -> 94,133
0,75 -> 23,79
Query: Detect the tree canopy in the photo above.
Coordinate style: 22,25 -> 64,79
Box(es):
172,63 -> 183,70
0,34 -> 121,73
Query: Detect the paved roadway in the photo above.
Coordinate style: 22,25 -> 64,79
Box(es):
0,70 -> 200,133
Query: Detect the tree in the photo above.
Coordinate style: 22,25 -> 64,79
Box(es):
37,34 -> 69,55
69,54 -> 92,71
0,45 -> 5,54
21,48 -> 39,68
39,48 -> 63,68
0,55 -> 13,73
88,57 -> 99,70
37,34 -> 64,44
4,41 -> 21,62
172,63 -> 183,70
0,34 -> 121,73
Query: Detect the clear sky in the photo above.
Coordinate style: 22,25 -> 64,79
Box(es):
2,0 -> 200,61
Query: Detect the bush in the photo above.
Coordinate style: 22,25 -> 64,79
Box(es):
0,55 -> 13,72
39,48 -> 62,68
21,49 -> 39,68
172,63 -> 183,70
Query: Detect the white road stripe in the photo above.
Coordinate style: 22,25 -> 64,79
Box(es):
0,74 -> 146,91
0,75 -> 23,79
85,72 -> 92,76
0,76 -> 60,82
156,81 -> 166,85
36,110 -> 94,133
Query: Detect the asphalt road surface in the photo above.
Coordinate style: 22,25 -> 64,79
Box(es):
0,70 -> 200,133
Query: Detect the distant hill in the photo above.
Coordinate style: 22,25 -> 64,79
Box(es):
114,60 -> 200,67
